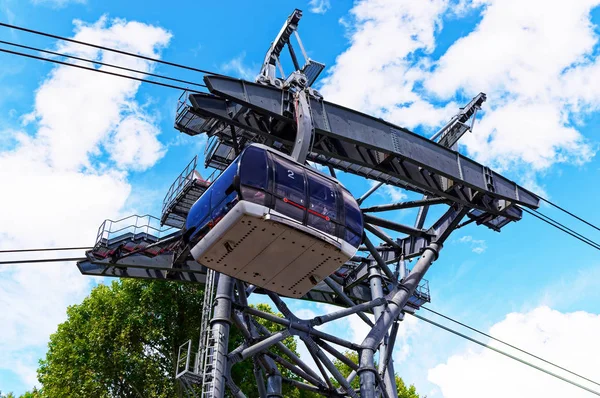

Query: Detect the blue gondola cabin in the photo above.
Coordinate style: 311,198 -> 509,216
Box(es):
184,144 -> 363,298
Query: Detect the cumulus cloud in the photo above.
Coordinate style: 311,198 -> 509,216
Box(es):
221,53 -> 256,81
320,0 -> 600,185
457,235 -> 487,254
370,180 -> 408,202
0,16 -> 171,386
319,0 -> 452,130
428,306 -> 600,397
31,0 -> 85,8
426,0 -> 598,172
309,0 -> 331,14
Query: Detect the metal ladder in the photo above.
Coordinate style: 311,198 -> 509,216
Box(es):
196,269 -> 219,398
201,331 -> 219,398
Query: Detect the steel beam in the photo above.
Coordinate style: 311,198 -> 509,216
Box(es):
202,76 -> 539,211
311,296 -> 386,326
268,353 -> 325,388
361,197 -> 448,213
264,356 -> 283,398
357,182 -> 384,205
323,277 -> 374,327
364,214 -> 431,238
302,337 -> 358,398
364,224 -> 402,250
252,321 -> 327,388
243,306 -> 361,350
366,254 -> 397,397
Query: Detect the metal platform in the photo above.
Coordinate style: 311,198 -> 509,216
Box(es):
79,212 -> 430,309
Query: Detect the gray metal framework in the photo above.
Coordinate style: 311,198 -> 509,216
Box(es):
76,8 -> 540,397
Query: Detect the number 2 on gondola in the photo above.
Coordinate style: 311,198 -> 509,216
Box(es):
287,170 -> 295,179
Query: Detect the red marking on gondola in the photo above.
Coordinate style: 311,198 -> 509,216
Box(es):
283,197 -> 306,210
284,197 -> 331,221
308,209 -> 330,221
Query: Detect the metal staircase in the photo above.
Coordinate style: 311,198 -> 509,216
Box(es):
91,214 -> 181,259
161,156 -> 213,229
174,91 -> 270,172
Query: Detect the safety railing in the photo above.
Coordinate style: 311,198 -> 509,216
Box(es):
414,278 -> 431,302
162,156 -> 199,215
174,90 -> 191,128
204,137 -> 236,170
176,340 -> 194,379
94,214 -> 180,249
204,135 -> 219,157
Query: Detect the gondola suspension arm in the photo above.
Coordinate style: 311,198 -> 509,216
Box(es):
291,89 -> 314,163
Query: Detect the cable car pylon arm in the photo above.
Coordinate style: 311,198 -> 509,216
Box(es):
291,89 -> 314,163
201,75 -> 539,216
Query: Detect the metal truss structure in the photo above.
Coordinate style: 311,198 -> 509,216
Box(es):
77,9 -> 540,398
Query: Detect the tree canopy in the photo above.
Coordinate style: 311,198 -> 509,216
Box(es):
32,278 -> 422,397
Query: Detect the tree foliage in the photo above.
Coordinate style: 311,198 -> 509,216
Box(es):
38,279 -> 205,397
36,278 -> 422,398
0,389 -> 42,398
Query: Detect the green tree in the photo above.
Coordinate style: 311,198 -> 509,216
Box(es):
38,279 -> 205,397
15,388 -> 42,398
37,280 -> 315,397
37,279 -> 422,397
2,388 -> 44,398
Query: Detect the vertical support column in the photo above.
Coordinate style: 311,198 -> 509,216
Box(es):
367,260 -> 397,397
291,89 -> 314,163
210,274 -> 234,398
414,195 -> 430,229
263,356 -> 283,398
359,243 -> 441,398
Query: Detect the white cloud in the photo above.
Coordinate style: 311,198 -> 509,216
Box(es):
321,0 -> 600,186
106,115 -> 166,170
0,16 -> 171,387
370,180 -> 408,202
319,0 -> 451,129
309,0 -> 331,14
221,53 -> 255,81
426,0 -> 598,172
457,235 -> 487,254
428,306 -> 600,397
31,0 -> 85,8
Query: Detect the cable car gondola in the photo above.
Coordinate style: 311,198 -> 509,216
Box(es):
184,144 -> 363,297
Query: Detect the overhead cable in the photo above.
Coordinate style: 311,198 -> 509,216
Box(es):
520,207 -> 600,251
0,21 -> 225,77
539,196 -> 600,233
410,313 -> 600,396
0,257 -> 86,265
0,47 -> 202,92
0,40 -> 206,88
0,246 -> 91,253
422,306 -> 600,388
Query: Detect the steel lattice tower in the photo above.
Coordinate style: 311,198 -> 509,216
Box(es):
77,9 -> 540,398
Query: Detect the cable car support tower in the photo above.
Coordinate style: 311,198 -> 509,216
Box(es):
77,9 -> 539,398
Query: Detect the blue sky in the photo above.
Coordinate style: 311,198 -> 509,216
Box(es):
1,0 -> 600,396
